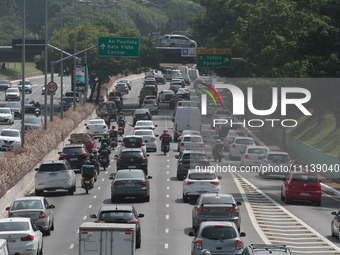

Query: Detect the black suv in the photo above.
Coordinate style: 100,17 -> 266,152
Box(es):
176,150 -> 210,180
242,244 -> 292,255
132,109 -> 152,126
115,148 -> 149,175
58,144 -> 90,170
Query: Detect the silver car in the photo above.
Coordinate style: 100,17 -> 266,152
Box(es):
133,129 -> 158,152
161,34 -> 197,48
240,145 -> 269,167
141,98 -> 159,114
260,151 -> 293,178
178,134 -> 205,153
0,108 -> 14,125
189,221 -> 246,255
224,130 -> 248,151
229,137 -> 255,160
6,197 -> 55,236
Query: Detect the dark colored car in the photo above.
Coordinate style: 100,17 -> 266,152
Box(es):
132,108 -> 152,126
60,98 -> 74,112
169,84 -> 181,93
0,80 -> 11,90
154,74 -> 166,84
109,169 -> 152,202
58,144 -> 90,170
24,117 -> 42,131
176,90 -> 190,100
170,94 -> 185,109
109,96 -> 122,111
90,205 -> 144,248
24,99 -> 37,113
139,85 -> 158,105
115,148 -> 149,175
242,244 -> 292,255
108,91 -> 123,104
6,102 -> 21,118
176,150 -> 210,180
192,193 -> 242,232
158,90 -> 175,103
64,91 -> 79,102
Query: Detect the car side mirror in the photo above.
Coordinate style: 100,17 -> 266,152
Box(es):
218,176 -> 222,180
332,211 -> 337,215
109,176 -> 114,180
89,214 -> 97,219
146,154 -> 150,157
147,176 -> 152,179
189,232 -> 195,237
5,207 -> 9,211
35,168 -> 39,171
138,214 -> 144,218
175,155 -> 179,159
49,205 -> 55,209
240,232 -> 246,237
155,125 -> 158,127
114,155 -> 118,158
155,134 -> 159,137
236,201 -> 242,206
58,152 -> 61,154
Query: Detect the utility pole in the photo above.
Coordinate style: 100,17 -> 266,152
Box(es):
21,0 -> 26,146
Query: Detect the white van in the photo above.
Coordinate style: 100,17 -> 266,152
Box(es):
178,66 -> 189,74
188,69 -> 200,81
0,239 -> 9,255
174,107 -> 201,142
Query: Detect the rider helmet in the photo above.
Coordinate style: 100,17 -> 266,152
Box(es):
163,129 -> 168,133
112,125 -> 116,129
85,160 -> 91,165
102,143 -> 107,148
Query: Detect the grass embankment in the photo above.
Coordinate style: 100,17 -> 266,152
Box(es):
287,114 -> 340,157
0,62 -> 42,80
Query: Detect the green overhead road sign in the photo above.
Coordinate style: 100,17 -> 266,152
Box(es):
197,49 -> 231,68
97,37 -> 140,57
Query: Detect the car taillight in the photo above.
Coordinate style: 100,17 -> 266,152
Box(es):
103,125 -> 107,128
21,235 -> 34,241
81,152 -> 88,156
133,116 -> 136,118
154,104 -> 157,106
152,137 -> 156,141
185,181 -> 194,185
114,181 -> 123,186
86,126 -> 89,129
244,154 -> 249,159
215,225 -> 223,228
180,143 -> 184,146
127,219 -> 139,224
286,160 -> 293,163
137,181 -> 147,185
219,127 -> 222,130
230,208 -> 239,212
317,183 -> 321,189
142,104 -> 145,107
60,153 -> 67,157
39,211 -> 47,218
122,143 -> 126,146
154,90 -> 157,92
194,239 -> 202,249
232,144 -> 236,148
141,157 -> 147,162
210,181 -> 220,185
8,213 -> 13,217
117,158 -> 123,162
236,240 -> 243,250
141,142 -> 145,146
200,143 -> 205,147
198,208 -> 206,212
264,159 -> 272,162
226,138 -> 229,141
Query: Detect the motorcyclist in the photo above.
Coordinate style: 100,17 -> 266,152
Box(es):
109,125 -> 118,140
103,113 -> 111,127
211,135 -> 220,148
81,160 -> 98,182
118,112 -> 125,120
160,129 -> 172,148
98,142 -> 111,157
117,115 -> 125,128
89,150 -> 100,173
212,139 -> 224,158
99,133 -> 110,146
34,101 -> 41,109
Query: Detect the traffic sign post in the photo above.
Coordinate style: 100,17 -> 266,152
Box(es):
181,48 -> 197,57
97,37 -> 140,57
47,81 -> 58,93
197,49 -> 231,68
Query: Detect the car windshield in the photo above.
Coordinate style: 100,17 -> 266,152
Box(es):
292,174 -> 318,183
39,163 -> 67,172
201,226 -> 237,240
12,200 -> 43,210
24,100 -> 34,105
0,108 -> 10,114
189,173 -> 216,180
134,130 -> 153,136
116,171 -> 144,179
182,154 -> 207,160
1,130 -> 19,137
235,139 -> 255,145
120,151 -> 143,159
248,148 -> 267,154
98,211 -> 135,222
88,120 -> 104,125
183,137 -> 202,142
0,222 -> 30,231
6,103 -> 20,108
63,147 -> 84,154
135,109 -> 147,114
143,100 -> 155,104
26,118 -> 42,125
0,80 -> 9,84
18,81 -> 31,85
7,89 -> 18,92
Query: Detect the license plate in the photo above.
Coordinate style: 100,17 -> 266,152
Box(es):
128,165 -> 136,168
85,180 -> 91,184
126,183 -> 135,187
9,239 -> 16,243
49,172 -> 57,175
300,192 -> 309,196
70,158 -> 78,161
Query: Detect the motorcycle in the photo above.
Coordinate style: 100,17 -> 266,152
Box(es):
34,108 -> 41,117
212,145 -> 223,162
161,143 -> 170,155
110,137 -> 117,149
81,165 -> 96,194
100,155 -> 110,170
118,126 -> 124,136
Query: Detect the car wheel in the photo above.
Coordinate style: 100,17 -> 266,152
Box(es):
315,200 -> 321,206
5,98 -> 8,101
183,195 -> 188,203
280,190 -> 284,201
144,195 -> 150,202
111,196 -> 118,203
50,220 -> 54,231
35,189 -> 43,196
284,193 -> 290,204
331,225 -> 337,237
44,227 -> 51,236
68,187 -> 74,195
136,241 -> 141,249
39,242 -> 43,255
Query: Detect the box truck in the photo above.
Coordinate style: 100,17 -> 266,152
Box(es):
79,222 -> 136,255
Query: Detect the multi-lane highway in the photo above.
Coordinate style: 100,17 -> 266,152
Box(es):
3,76 -> 340,254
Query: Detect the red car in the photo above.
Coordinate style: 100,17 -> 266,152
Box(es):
281,172 -> 321,206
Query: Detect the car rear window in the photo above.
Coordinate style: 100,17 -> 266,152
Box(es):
201,226 -> 237,240
143,100 -> 154,104
201,196 -> 235,204
89,120 -> 104,125
39,163 -> 67,172
0,130 -> 19,137
63,147 -> 84,154
248,148 -> 267,154
235,139 -> 255,145
183,137 -> 202,142
188,173 -> 216,180
0,222 -> 30,231
98,211 -> 135,223
182,154 -> 207,160
136,122 -> 152,126
116,171 -> 144,179
292,174 -> 318,183
123,138 -> 143,147
267,154 -> 290,161
121,151 -> 143,159
12,200 -> 43,210
134,130 -> 153,136
0,108 -> 11,114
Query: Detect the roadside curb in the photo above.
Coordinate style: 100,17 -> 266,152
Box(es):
0,73 -> 143,218
321,183 -> 340,197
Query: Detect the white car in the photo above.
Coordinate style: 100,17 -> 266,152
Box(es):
119,79 -> 131,90
5,88 -> 20,101
134,120 -> 157,131
18,80 -> 33,93
133,129 -> 158,152
178,134 -> 205,153
229,137 -> 256,160
85,119 -> 108,138
260,151 -> 293,178
182,169 -> 222,203
120,135 -> 147,154
34,160 -> 76,195
240,145 -> 270,166
224,130 -> 248,151
115,83 -> 129,94
0,108 -> 14,125
0,217 -> 43,255
0,129 -> 21,151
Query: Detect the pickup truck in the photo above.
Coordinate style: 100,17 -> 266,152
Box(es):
69,133 -> 96,152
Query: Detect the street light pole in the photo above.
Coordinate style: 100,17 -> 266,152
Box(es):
21,0 -> 26,146
73,0 -> 77,111
60,0 -> 64,119
44,0 -> 48,130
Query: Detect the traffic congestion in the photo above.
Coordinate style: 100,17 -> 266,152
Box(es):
0,68 -> 340,255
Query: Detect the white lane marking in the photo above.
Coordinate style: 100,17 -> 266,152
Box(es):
93,195 -> 97,199
166,171 -> 169,174
89,205 -> 92,208
76,229 -> 79,234
165,228 -> 169,233
166,194 -> 169,198
164,243 -> 169,249
69,244 -> 74,249
166,186 -> 170,190
166,215 -> 169,219
105,171 -> 108,174
167,159 -> 170,162
102,178 -> 105,182
167,165 -> 169,168
166,204 -> 169,208
83,216 -> 87,220
167,178 -> 170,181
98,187 -> 101,190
